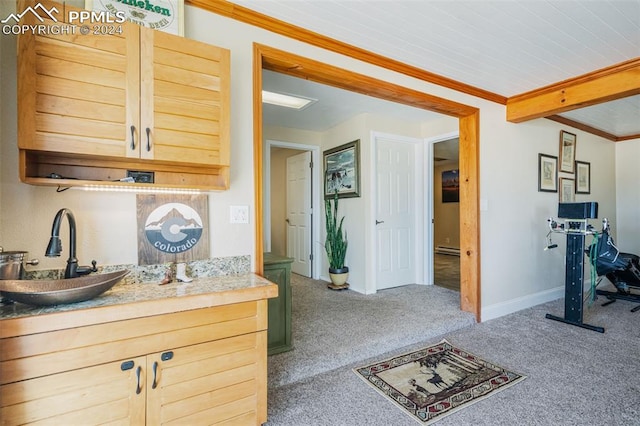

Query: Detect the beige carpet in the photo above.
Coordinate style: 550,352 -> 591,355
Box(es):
268,274 -> 476,388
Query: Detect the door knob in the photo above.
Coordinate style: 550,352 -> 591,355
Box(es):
376,220 -> 384,225
286,218 -> 290,224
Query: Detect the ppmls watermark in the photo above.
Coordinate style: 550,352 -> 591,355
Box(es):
1,3 -> 125,36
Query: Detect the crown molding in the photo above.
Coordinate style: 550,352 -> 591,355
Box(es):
545,115 -> 617,141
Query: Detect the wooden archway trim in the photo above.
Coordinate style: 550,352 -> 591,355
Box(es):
253,43 -> 481,321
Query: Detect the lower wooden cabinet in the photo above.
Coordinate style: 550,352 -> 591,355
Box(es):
147,334 -> 264,424
0,301 -> 269,425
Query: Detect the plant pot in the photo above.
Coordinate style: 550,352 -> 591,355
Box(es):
328,267 -> 349,290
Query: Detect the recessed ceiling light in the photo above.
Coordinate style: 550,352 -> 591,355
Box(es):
262,90 -> 317,110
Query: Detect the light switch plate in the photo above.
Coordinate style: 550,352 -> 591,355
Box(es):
230,205 -> 249,224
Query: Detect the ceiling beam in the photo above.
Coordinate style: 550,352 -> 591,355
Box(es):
506,58 -> 640,123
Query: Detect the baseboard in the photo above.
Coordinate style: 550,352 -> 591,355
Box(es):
435,246 -> 460,256
481,285 -> 564,322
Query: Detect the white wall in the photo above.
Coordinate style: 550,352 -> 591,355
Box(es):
316,113 -> 426,293
615,139 -> 640,254
0,3 -> 624,320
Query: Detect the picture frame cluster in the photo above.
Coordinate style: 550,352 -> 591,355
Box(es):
538,130 -> 590,201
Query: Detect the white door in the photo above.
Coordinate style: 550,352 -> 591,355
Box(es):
286,151 -> 312,277
376,138 -> 416,289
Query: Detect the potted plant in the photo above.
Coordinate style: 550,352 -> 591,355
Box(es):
325,191 -> 349,290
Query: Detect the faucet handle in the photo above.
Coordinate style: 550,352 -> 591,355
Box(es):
75,260 -> 98,277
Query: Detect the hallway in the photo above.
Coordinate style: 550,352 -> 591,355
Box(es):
434,253 -> 460,291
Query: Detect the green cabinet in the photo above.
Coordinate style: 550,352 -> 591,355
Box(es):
263,253 -> 293,355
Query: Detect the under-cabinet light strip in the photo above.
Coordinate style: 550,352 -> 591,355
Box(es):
77,185 -> 202,194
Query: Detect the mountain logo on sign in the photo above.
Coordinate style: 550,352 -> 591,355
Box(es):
144,203 -> 203,254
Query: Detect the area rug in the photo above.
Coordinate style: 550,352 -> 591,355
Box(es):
354,340 -> 526,424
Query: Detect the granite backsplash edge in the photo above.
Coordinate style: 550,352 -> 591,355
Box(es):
24,255 -> 252,285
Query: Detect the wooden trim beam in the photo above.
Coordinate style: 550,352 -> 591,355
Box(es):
253,44 -> 264,276
507,58 -> 640,123
459,111 -> 481,317
186,0 -> 506,105
616,133 -> 640,142
253,43 -> 482,322
257,44 -> 478,118
545,115 -> 618,142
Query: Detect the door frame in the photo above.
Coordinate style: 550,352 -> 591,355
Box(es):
253,43 -> 481,321
424,131 -> 461,287
264,140 -> 322,279
369,131 -> 425,294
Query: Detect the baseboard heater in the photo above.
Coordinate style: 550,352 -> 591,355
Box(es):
435,246 -> 460,256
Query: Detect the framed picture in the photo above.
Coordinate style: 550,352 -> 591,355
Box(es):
441,169 -> 460,203
559,177 -> 575,202
538,153 -> 558,192
559,130 -> 577,173
575,161 -> 591,194
324,140 -> 360,198
86,0 -> 184,36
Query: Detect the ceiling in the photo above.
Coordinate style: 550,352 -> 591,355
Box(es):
262,70 -> 443,131
231,0 -> 640,139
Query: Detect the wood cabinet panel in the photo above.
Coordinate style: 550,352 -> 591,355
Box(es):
37,74 -> 125,104
35,35 -> 128,72
18,13 -> 138,158
37,94 -> 125,123
0,356 -> 146,425
143,27 -> 230,168
17,0 -> 230,190
0,302 -> 260,384
147,333 -> 264,424
36,55 -> 126,87
0,299 -> 269,425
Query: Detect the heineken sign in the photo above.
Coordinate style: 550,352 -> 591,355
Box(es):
89,0 -> 183,35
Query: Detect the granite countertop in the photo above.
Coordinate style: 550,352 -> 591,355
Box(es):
0,273 -> 278,335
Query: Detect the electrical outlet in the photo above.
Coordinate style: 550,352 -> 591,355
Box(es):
127,170 -> 154,183
230,205 -> 249,224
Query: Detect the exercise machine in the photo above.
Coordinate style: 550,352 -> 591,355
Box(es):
544,202 -> 604,332
545,202 -> 640,333
591,221 -> 640,313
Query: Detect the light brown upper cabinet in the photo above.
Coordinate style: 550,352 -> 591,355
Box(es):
17,0 -> 230,190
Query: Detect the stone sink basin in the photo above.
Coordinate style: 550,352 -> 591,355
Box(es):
0,270 -> 129,306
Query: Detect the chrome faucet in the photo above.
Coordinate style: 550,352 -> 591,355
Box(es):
45,208 -> 97,279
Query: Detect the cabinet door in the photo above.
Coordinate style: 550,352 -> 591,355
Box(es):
140,28 -> 230,166
0,356 -> 146,425
145,333 -> 265,425
17,6 -> 140,159
263,263 -> 292,354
